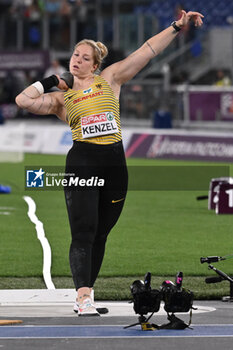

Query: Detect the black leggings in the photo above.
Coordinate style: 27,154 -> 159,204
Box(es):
64,141 -> 128,290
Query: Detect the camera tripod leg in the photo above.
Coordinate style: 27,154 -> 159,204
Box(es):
124,315 -> 147,329
158,313 -> 192,330
124,322 -> 141,329
124,315 -> 158,331
222,282 -> 233,302
206,264 -> 233,302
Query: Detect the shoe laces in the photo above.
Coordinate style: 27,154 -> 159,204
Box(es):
80,298 -> 94,310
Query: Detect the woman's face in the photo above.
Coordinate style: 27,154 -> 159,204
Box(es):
69,44 -> 97,77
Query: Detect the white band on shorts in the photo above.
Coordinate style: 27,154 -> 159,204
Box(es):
31,81 -> 44,95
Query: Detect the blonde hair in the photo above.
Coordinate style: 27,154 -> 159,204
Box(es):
74,39 -> 108,71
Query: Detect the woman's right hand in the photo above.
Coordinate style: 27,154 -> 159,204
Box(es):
56,72 -> 74,90
56,75 -> 70,91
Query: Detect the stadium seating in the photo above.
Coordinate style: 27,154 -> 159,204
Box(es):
134,0 -> 233,29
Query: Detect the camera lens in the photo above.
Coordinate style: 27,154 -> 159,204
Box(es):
130,280 -> 145,294
161,280 -> 175,287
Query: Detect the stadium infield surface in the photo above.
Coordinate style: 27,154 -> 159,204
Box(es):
1,154 -> 233,299
1,291 -> 233,350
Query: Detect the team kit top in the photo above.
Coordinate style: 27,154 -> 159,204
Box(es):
64,75 -> 122,145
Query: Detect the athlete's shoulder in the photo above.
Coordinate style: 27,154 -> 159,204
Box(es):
100,68 -> 121,99
99,69 -> 113,85
95,74 -> 108,85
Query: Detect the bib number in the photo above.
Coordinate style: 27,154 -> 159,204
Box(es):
81,112 -> 119,139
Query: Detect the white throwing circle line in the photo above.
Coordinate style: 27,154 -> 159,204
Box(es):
23,196 -> 55,290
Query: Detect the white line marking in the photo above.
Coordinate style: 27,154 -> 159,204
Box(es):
0,212 -> 10,215
23,196 -> 55,290
0,207 -> 15,210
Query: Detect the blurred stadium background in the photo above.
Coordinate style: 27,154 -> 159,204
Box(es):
1,0 -> 233,128
1,0 -> 233,299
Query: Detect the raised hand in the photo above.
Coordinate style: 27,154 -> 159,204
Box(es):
177,10 -> 204,28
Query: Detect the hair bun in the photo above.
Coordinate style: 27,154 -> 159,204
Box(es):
96,42 -> 108,59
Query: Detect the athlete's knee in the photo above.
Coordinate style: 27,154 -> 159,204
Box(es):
94,230 -> 109,246
72,232 -> 95,247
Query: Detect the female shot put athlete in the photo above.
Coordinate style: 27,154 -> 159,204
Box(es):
16,10 -> 203,316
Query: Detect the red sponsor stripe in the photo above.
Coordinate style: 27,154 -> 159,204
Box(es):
82,113 -> 107,125
125,134 -> 149,157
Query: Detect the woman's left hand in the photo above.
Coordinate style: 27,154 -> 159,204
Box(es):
176,10 -> 204,28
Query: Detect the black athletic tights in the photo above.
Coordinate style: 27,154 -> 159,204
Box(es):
64,140 -> 128,290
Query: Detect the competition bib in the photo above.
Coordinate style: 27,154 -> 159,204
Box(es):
81,112 -> 119,139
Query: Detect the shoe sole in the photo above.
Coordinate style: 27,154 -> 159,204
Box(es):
74,307 -> 109,315
78,313 -> 100,317
96,307 -> 109,314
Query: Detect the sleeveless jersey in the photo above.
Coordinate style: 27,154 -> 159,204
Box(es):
64,75 -> 122,145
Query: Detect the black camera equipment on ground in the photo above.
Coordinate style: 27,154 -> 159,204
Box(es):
124,272 -> 194,331
130,273 -> 161,316
160,276 -> 194,313
201,255 -> 233,301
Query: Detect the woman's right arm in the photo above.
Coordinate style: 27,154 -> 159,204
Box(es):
15,76 -> 68,122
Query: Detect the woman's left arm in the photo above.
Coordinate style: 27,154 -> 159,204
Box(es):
102,10 -> 203,86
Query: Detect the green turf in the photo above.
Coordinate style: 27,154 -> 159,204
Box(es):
1,154 -> 233,299
0,276 -> 231,300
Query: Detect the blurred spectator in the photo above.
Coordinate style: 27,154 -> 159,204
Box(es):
10,0 -> 29,17
214,70 -> 231,87
8,0 -> 27,47
45,0 -> 62,48
60,0 -> 71,17
9,0 -> 43,47
26,0 -> 44,47
44,59 -> 66,78
0,68 -> 41,105
45,0 -> 89,48
69,0 -> 88,41
45,0 -> 61,14
0,107 -> 4,125
0,72 -> 22,103
25,0 -> 43,20
59,0 -> 72,48
43,59 -> 66,90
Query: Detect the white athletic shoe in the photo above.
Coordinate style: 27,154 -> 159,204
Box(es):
73,301 -> 80,313
78,298 -> 100,317
73,290 -> 109,315
90,289 -> 109,314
